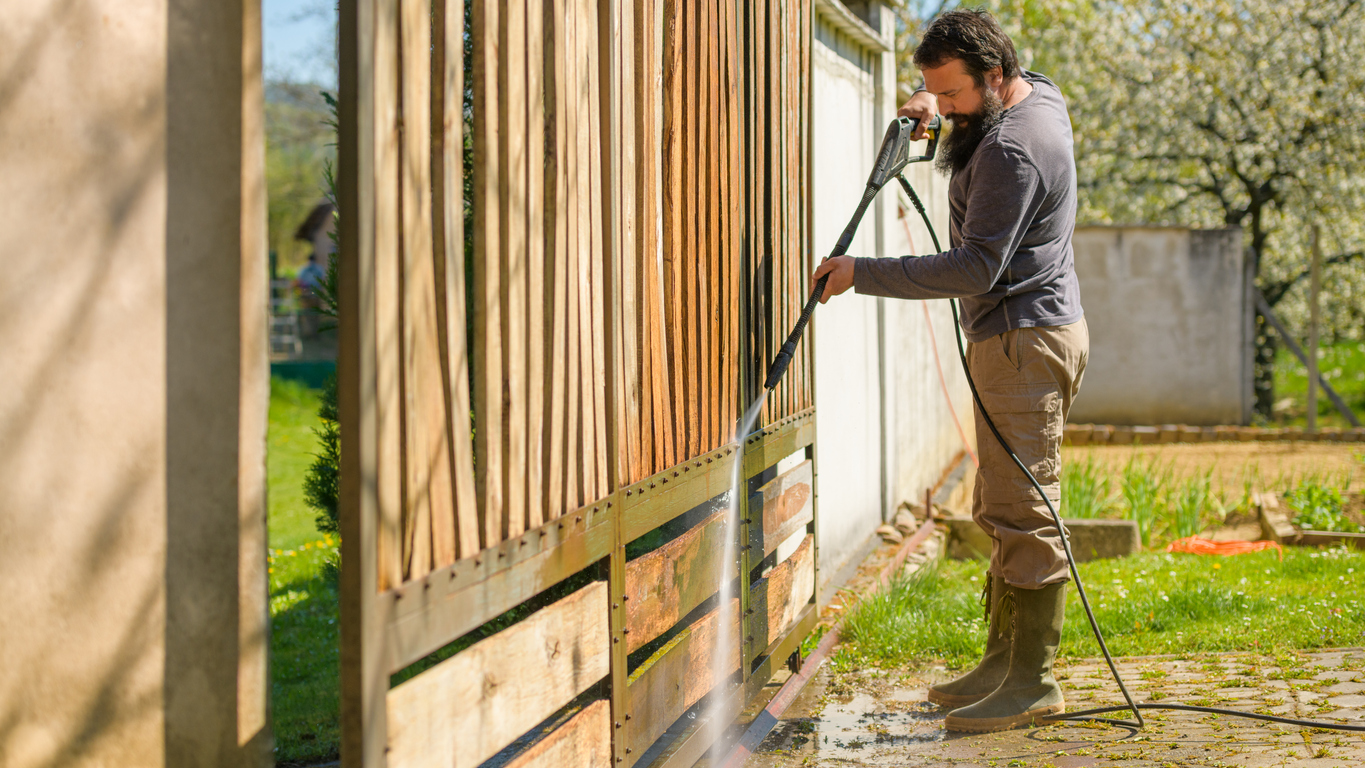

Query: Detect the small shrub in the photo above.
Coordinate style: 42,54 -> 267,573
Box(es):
1063,456 -> 1113,519
304,373 -> 340,537
1285,480 -> 1361,533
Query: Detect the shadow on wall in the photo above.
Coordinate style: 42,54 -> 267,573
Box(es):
1,0 -> 270,765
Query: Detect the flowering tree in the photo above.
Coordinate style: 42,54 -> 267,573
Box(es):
892,0 -> 1365,416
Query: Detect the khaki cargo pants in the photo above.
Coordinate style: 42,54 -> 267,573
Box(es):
968,319 -> 1088,590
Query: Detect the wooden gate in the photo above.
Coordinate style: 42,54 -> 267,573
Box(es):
338,0 -> 816,765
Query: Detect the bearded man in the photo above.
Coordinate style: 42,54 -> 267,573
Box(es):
813,8 -> 1087,732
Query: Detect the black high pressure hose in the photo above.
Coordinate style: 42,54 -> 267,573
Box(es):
894,176 -> 1365,733
766,169 -> 1365,734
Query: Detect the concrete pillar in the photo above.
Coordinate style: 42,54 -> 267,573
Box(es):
0,1 -> 270,766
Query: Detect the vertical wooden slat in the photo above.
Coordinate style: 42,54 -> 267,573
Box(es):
634,0 -> 659,477
587,0 -> 610,495
797,0 -> 802,411
575,0 -> 600,502
502,0 -> 529,539
726,0 -> 742,434
399,0 -> 440,578
546,0 -> 570,521
567,0 -> 590,507
527,0 -> 547,530
440,0 -> 480,559
662,0 -> 684,469
706,0 -> 722,447
474,0 -> 505,549
780,0 -> 790,421
375,0 -> 404,591
715,0 -> 726,444
695,0 -> 713,454
684,0 -> 700,459
789,0 -> 800,412
339,0 -> 391,757
755,0 -> 770,427
617,0 -> 641,485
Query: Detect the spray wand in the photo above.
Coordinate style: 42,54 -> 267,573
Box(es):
762,115 -> 941,390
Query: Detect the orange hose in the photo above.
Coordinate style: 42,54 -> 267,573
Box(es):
1164,536 -> 1283,560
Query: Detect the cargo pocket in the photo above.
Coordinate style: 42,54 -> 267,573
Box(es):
976,388 -> 1062,504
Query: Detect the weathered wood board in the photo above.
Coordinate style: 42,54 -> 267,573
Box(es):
745,533 -> 814,662
386,581 -> 610,768
624,509 -> 728,654
503,699 -> 612,768
625,597 -> 741,761
748,460 -> 813,558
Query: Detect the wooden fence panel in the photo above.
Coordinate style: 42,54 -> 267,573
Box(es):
386,581 -> 610,768
342,0 -> 816,765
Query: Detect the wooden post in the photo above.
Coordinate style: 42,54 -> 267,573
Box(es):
1307,224 -> 1321,434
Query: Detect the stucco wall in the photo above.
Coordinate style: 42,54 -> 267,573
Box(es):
0,2 -> 269,766
811,3 -> 973,598
1069,226 -> 1252,426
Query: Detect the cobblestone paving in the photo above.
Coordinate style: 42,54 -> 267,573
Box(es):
743,649 -> 1365,767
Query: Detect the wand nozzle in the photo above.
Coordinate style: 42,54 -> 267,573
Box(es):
762,115 -> 940,391
763,273 -> 829,389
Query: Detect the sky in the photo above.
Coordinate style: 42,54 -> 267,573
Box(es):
263,0 -> 337,87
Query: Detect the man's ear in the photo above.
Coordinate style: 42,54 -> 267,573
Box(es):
985,66 -> 1004,90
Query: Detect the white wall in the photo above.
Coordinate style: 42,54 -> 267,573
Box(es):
882,162 -> 976,513
812,12 -> 884,594
1069,226 -> 1251,426
811,1 -> 973,597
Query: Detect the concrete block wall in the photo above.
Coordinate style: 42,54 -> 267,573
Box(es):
1069,226 -> 1252,426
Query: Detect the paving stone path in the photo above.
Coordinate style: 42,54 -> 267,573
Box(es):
741,648 -> 1365,767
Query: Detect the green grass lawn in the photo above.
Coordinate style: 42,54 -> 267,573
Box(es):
840,547 -> 1365,672
1273,339 -> 1365,428
267,378 -> 341,766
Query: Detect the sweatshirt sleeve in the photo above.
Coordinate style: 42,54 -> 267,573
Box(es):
852,144 -> 1043,301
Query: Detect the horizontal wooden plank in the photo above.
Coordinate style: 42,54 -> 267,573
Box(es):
646,604 -> 817,768
745,534 -> 814,664
743,602 -> 816,704
741,408 -> 815,477
619,408 -> 814,543
387,581 -> 610,768
383,499 -> 614,672
748,460 -> 812,559
621,446 -> 739,543
626,598 -> 741,761
504,699 -> 612,768
625,509 -> 728,654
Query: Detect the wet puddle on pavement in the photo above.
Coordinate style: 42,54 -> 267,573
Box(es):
756,692 -> 947,757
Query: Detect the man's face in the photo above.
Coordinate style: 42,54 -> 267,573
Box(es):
921,58 -> 1004,174
922,58 -> 986,125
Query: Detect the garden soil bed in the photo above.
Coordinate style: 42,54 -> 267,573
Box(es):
1065,441 -> 1365,499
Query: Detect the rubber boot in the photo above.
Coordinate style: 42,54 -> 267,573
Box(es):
944,581 -> 1066,732
927,572 -> 1010,708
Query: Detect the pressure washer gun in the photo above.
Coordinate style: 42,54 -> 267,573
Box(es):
763,115 -> 941,389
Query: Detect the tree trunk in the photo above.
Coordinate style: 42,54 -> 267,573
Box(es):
1254,311 -> 1278,419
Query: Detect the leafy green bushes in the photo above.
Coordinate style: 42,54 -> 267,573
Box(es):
1286,480 -> 1362,532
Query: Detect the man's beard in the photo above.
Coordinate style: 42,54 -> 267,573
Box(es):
936,87 -> 1005,176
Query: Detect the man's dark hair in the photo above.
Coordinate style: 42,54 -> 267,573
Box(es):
913,8 -> 1020,86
